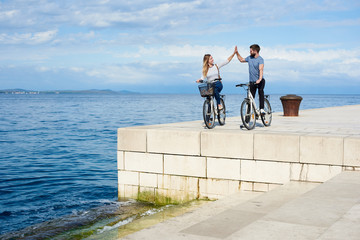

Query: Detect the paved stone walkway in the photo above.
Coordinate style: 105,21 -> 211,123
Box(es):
154,104 -> 360,137
122,171 -> 360,240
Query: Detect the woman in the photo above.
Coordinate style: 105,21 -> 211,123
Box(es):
196,48 -> 236,110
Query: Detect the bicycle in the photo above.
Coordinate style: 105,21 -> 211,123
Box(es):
236,83 -> 272,130
198,82 -> 226,129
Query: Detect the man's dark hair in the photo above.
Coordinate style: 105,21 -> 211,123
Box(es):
250,44 -> 260,53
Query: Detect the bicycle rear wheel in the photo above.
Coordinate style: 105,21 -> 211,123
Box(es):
217,98 -> 226,125
240,99 -> 256,130
203,98 -> 215,129
261,98 -> 272,127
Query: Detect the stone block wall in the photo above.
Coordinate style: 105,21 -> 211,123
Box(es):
117,127 -> 360,204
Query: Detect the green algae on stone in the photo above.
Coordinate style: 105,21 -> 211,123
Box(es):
137,191 -> 176,205
137,190 -> 198,206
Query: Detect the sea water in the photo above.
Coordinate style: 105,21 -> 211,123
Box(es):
1,93 -> 359,238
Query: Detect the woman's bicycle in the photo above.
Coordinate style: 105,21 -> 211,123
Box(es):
198,82 -> 226,129
236,83 -> 272,130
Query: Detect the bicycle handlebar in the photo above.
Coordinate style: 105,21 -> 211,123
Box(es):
235,83 -> 250,87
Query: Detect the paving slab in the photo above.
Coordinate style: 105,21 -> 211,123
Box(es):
228,220 -> 326,240
317,203 -> 360,240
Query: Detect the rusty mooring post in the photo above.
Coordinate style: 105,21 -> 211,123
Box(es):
280,94 -> 303,116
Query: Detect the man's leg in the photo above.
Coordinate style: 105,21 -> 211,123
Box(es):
250,82 -> 256,99
258,79 -> 266,109
246,83 -> 257,123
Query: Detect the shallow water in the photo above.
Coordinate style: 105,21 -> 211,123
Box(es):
1,93 -> 359,237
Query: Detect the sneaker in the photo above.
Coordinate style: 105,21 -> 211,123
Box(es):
260,109 -> 266,115
218,105 -> 223,110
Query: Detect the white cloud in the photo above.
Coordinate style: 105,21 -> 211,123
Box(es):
70,1 -> 203,28
162,44 -> 360,79
31,30 -> 58,44
70,67 -> 85,72
78,44 -> 360,85
36,66 -> 50,72
94,43 -> 360,84
0,10 -> 18,19
0,30 -> 57,45
52,31 -> 96,45
178,73 -> 192,78
1,0 -> 358,31
132,44 -> 360,66
263,47 -> 360,70
85,65 -> 158,84
136,44 -> 239,60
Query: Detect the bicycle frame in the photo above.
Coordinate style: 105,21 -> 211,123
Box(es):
244,84 -> 269,117
247,88 -> 259,116
205,95 -> 217,116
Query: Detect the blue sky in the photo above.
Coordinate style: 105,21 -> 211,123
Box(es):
0,0 -> 360,94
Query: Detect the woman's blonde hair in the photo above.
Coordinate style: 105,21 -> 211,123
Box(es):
202,54 -> 211,78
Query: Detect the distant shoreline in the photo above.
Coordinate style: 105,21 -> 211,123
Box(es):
0,89 -> 139,95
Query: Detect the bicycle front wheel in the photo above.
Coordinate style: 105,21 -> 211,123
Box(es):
203,99 -> 215,129
240,99 -> 256,130
261,98 -> 272,127
217,98 -> 226,125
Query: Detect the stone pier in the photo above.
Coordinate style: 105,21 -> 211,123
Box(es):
117,105 -> 360,204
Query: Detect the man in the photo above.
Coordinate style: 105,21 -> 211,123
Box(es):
235,44 -> 265,114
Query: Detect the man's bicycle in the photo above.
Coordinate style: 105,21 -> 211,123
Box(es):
198,82 -> 226,129
236,83 -> 272,130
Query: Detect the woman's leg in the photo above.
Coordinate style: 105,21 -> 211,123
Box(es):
214,81 -> 223,108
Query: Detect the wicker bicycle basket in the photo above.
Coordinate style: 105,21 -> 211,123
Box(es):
198,83 -> 214,97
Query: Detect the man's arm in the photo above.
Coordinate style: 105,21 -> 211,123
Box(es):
236,53 -> 247,63
235,46 -> 247,63
236,52 -> 247,63
256,64 -> 264,84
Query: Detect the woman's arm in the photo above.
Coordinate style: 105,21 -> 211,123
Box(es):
227,51 -> 236,62
196,75 -> 206,83
218,47 -> 237,68
217,59 -> 230,68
